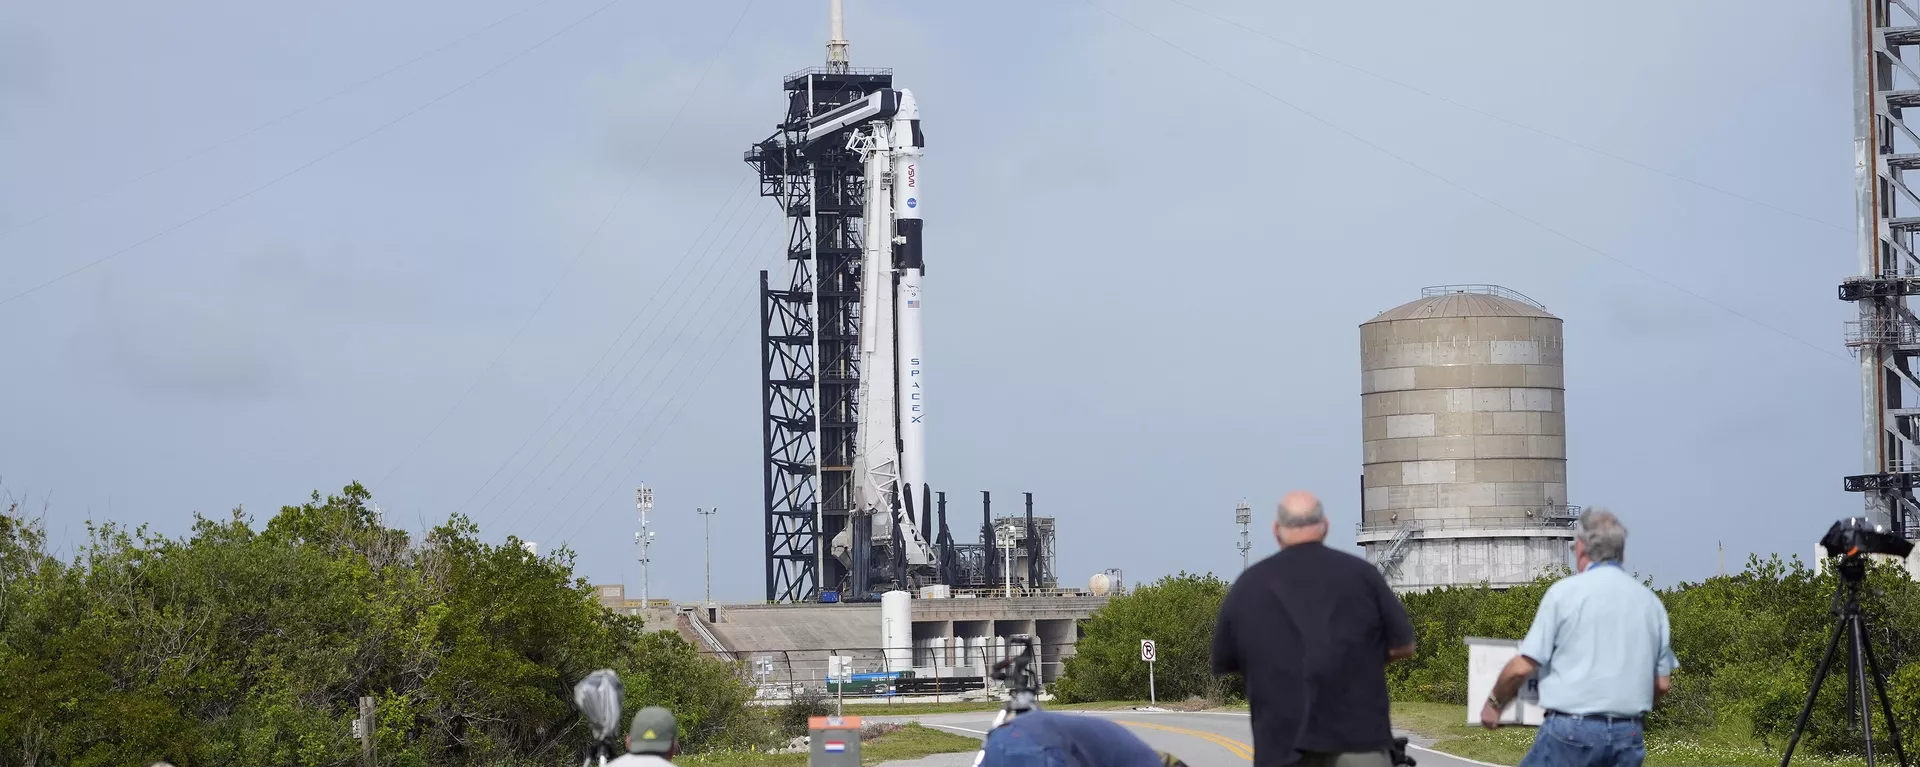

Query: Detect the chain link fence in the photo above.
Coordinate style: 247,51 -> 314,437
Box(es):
698,644 -> 1066,704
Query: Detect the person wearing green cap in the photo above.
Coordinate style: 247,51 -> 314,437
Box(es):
608,706 -> 678,765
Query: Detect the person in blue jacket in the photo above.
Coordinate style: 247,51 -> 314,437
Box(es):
980,711 -> 1185,767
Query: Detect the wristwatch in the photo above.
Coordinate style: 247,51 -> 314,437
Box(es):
1486,693 -> 1508,710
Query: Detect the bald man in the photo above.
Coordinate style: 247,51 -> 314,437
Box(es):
1211,491 -> 1416,767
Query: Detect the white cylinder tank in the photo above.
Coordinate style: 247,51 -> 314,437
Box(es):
881,590 -> 913,673
1360,285 -> 1576,593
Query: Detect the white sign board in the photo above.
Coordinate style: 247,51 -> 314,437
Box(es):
1464,637 -> 1544,726
827,655 -> 854,684
1140,639 -> 1156,663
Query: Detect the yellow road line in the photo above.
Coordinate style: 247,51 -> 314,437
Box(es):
1119,719 -> 1255,761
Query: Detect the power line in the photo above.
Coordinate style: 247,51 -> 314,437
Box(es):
544,239 -> 779,546
493,208 -> 781,538
524,211 -> 781,521
375,0 -> 762,488
472,191 -> 774,523
448,175 -> 755,518
0,0 -> 632,310
0,0 -> 570,240
1084,0 -> 1845,362
551,308 -> 758,546
1157,0 -> 1848,234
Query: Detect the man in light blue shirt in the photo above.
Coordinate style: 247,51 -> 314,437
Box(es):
1478,508 -> 1678,767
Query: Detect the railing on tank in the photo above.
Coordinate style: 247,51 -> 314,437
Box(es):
1357,506 -> 1582,536
1420,284 -> 1548,310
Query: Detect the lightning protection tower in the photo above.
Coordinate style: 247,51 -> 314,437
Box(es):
746,1 -> 895,602
1840,0 -> 1920,541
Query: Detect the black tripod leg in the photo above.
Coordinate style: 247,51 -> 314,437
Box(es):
1859,623 -> 1912,767
1780,616 -> 1848,767
1852,616 -> 1878,767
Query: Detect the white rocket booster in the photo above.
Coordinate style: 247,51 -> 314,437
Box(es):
891,90 -> 926,498
839,108 -> 934,571
851,123 -> 899,519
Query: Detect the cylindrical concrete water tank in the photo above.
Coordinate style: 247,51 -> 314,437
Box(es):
881,591 -> 913,673
1359,285 -> 1576,592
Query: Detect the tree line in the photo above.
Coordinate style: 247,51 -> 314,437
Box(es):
1056,557 -> 1920,758
0,483 -> 774,767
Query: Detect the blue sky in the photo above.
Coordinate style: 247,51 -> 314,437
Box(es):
0,0 -> 1862,600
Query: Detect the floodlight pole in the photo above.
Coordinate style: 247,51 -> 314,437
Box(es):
1235,500 -> 1252,571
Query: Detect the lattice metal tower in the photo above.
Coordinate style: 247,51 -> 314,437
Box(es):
1841,0 -> 1920,539
746,12 -> 894,602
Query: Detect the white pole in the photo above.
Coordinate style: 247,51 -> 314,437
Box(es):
826,0 -> 849,69
1235,500 -> 1252,572
1148,659 -> 1157,706
636,486 -> 654,605
1003,543 -> 1013,598
700,508 -> 718,609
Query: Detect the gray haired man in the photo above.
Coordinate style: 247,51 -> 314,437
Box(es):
1480,508 -> 1678,767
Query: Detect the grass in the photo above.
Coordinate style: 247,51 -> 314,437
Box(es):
1389,702 -> 1873,767
676,723 -> 978,766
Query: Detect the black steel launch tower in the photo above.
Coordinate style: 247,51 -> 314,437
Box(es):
747,63 -> 892,603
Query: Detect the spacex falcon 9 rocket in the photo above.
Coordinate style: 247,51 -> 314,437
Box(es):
800,3 -> 935,585
750,0 -> 958,601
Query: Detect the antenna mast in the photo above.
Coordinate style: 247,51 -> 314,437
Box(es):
826,0 -> 850,71
1235,500 -> 1252,571
635,485 -> 655,604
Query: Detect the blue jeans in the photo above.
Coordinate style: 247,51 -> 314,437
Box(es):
1518,714 -> 1646,767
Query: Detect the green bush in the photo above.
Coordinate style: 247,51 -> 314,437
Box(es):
776,687 -> 833,739
1054,572 -> 1236,704
0,483 -> 773,766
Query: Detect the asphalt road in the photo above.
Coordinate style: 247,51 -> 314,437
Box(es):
868,708 -> 1499,767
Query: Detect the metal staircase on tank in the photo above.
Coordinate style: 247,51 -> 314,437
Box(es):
1377,522 -> 1421,581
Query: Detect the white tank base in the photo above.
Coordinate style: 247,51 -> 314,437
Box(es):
1365,532 -> 1573,593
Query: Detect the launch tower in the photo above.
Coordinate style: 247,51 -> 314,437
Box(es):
1841,0 -> 1920,541
746,1 -> 938,602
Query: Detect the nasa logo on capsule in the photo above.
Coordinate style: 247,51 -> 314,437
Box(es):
906,197 -> 917,209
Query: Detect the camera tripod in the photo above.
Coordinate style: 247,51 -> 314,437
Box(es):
970,635 -> 1046,767
1777,556 -> 1910,767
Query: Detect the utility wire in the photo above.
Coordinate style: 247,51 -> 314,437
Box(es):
521,209 -> 780,521
493,207 -> 780,537
1085,0 -> 1846,362
375,0 -> 761,488
448,175 -> 755,519
0,0 -> 631,310
1158,0 -> 1849,233
544,227 -> 785,546
473,189 -> 771,523
0,0 -> 568,240
551,307 -> 760,547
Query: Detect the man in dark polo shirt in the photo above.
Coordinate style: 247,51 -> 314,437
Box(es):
1212,490 -> 1416,767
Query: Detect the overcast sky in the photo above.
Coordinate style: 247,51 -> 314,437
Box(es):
0,0 -> 1864,601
